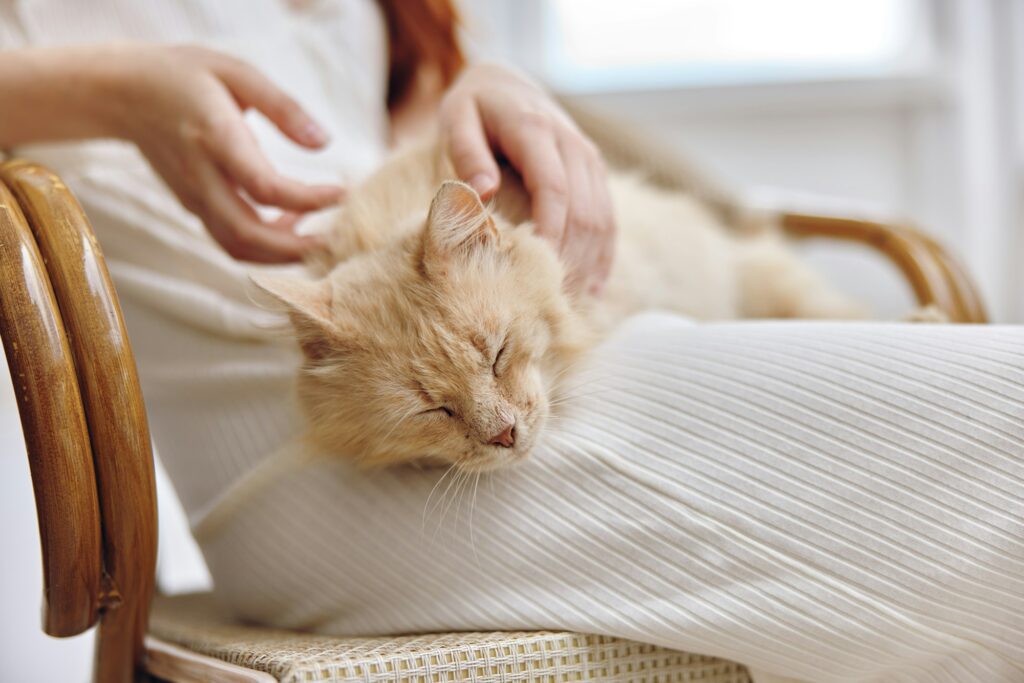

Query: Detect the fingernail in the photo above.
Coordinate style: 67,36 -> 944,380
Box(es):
317,184 -> 345,200
469,173 -> 496,195
302,121 -> 330,146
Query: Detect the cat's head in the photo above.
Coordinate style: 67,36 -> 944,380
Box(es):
255,181 -> 589,470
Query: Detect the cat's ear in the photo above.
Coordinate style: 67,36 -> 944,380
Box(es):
423,181 -> 500,264
250,275 -> 342,359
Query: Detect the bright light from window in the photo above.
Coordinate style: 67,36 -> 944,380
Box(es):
544,0 -> 935,91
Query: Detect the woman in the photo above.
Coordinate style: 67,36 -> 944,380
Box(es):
2,2 -> 1021,682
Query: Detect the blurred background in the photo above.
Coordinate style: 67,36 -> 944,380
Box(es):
2,1 -> 1021,680
468,0 -> 1023,323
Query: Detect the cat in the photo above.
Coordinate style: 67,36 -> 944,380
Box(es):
254,142 -> 865,471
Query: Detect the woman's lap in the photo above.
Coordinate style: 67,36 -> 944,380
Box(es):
196,314 -> 1024,682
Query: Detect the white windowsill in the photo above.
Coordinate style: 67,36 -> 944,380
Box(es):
553,71 -> 950,117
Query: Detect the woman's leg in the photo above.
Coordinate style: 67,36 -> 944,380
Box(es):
200,314 -> 1024,683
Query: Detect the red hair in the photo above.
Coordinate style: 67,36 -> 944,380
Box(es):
376,0 -> 466,109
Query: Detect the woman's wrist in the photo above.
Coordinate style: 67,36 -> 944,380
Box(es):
0,45 -> 136,147
52,45 -> 144,142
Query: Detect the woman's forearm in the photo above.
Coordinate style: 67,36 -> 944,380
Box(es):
0,43 -> 340,263
0,46 -> 123,147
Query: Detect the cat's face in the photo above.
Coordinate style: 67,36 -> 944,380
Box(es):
256,182 -> 587,470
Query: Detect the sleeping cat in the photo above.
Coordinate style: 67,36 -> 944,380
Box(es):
254,142 -> 864,470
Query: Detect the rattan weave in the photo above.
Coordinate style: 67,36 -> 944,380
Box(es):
151,594 -> 751,683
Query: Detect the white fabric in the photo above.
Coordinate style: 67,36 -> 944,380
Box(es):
4,4 -> 1024,681
1,0 -> 389,513
189,315 -> 1024,683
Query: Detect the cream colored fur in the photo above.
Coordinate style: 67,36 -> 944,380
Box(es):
254,142 -> 864,469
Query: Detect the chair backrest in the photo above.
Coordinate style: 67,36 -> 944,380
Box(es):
0,161 -> 158,683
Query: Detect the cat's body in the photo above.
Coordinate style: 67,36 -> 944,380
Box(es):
256,142 -> 863,470
319,143 -> 863,326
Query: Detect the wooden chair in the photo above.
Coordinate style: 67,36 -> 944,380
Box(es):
0,143 -> 987,681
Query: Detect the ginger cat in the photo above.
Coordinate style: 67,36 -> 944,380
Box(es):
254,143 -> 863,470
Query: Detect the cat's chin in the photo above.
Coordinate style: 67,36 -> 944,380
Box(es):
387,443 -> 530,472
468,409 -> 548,471
456,448 -> 531,473
366,407 -> 548,471
458,424 -> 542,472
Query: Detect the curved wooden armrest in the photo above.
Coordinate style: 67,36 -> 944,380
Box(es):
780,213 -> 988,323
1,160 -> 158,683
0,179 -> 103,638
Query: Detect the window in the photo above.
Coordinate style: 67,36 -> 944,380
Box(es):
541,0 -> 937,92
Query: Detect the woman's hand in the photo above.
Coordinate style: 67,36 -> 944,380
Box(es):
438,64 -> 615,295
88,45 -> 342,262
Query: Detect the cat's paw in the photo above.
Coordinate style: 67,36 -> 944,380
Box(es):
903,305 -> 950,323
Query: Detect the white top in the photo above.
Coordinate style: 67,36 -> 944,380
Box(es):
1,0 -> 390,514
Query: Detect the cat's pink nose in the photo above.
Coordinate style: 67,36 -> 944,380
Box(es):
488,421 -> 516,448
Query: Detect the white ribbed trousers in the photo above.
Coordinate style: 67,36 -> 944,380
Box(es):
189,314 -> 1024,683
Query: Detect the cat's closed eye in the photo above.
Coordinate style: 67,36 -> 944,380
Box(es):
492,339 -> 509,377
421,406 -> 455,418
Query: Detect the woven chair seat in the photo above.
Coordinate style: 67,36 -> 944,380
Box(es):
150,593 -> 752,683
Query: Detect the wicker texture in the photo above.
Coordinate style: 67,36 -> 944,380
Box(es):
151,594 -> 751,683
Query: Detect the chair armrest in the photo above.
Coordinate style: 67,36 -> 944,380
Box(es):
0,175 -> 103,637
779,212 -> 988,323
1,159 -> 159,681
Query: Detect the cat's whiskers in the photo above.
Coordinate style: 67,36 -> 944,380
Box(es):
548,384 -> 616,407
547,359 -> 584,388
422,463 -> 457,532
549,377 -> 609,399
469,470 -> 482,567
379,404 -> 421,446
426,463 -> 467,546
433,463 -> 470,546
553,372 -> 612,396
454,466 -> 474,536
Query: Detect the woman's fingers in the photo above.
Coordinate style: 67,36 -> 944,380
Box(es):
500,114 -> 614,294
560,133 -> 615,294
558,136 -> 614,294
205,115 -> 343,213
496,112 -> 569,248
194,161 -> 322,263
209,52 -> 331,149
267,210 -> 303,232
557,134 -> 597,292
434,64 -> 617,293
120,45 -> 342,263
441,97 -> 500,198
